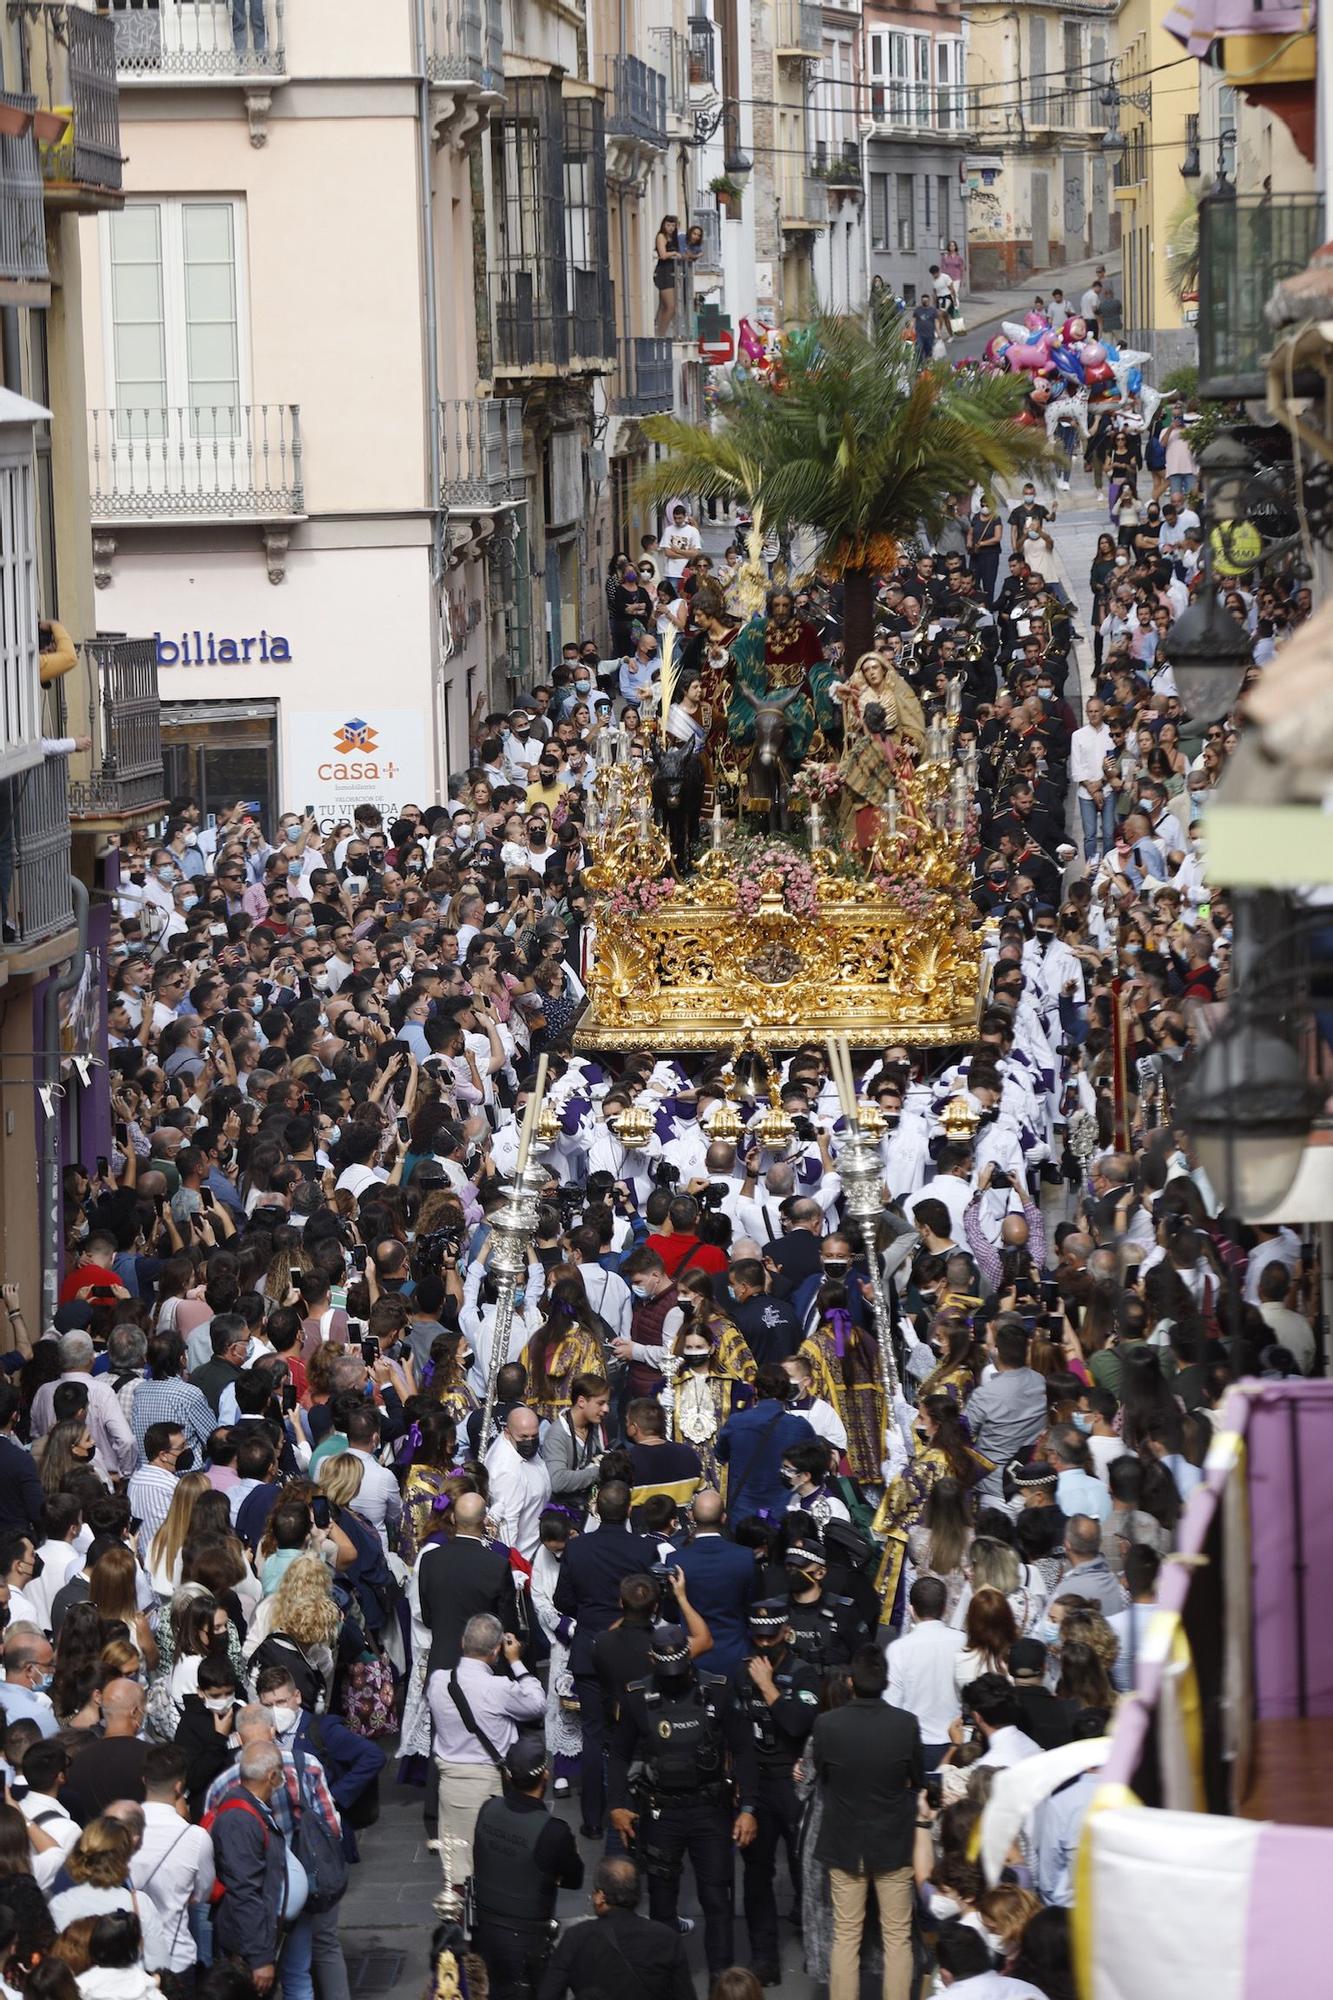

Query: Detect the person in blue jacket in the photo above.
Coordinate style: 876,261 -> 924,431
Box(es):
715,1365 -> 817,1523
255,1665 -> 385,1859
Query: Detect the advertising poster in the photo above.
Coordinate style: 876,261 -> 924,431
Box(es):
286,709 -> 431,832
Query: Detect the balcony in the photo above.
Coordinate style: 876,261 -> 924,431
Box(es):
1200,191 -> 1325,399
687,15 -> 715,87
0,92 -> 51,305
870,83 -> 968,137
690,207 -> 722,269
603,54 -> 667,184
8,749 -> 75,949
611,337 -> 673,416
14,3 -> 122,211
428,0 -> 503,147
780,168 -> 825,233
439,396 -> 524,512
88,403 -> 304,523
489,267 -> 616,378
110,0 -> 286,81
813,142 -> 862,190
67,637 -> 166,825
649,28 -> 690,123
775,1 -> 823,61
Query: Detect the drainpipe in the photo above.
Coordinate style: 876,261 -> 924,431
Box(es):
413,0 -> 448,778
39,876 -> 89,1328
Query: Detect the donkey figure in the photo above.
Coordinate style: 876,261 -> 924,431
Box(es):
742,685 -> 803,834
652,737 -> 705,874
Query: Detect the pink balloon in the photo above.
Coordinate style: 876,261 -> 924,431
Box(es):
1024,311 -> 1047,332
1007,334 -> 1054,373
1062,316 -> 1087,346
1080,339 -> 1107,366
985,333 -> 1009,365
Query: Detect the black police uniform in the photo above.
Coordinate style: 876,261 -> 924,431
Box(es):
607,1638 -> 759,1977
731,1606 -> 821,1979
785,1585 -> 867,1681
470,1790 -> 584,2000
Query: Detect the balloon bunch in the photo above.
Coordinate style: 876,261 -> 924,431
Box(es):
983,313 -> 1159,431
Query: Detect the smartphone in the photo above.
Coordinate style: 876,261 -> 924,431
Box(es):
311,1495 -> 331,1530
382,900 -> 402,914
360,1335 -> 380,1367
114,1122 -> 128,1147
201,1187 -> 215,1210
96,1155 -> 109,1178
1021,1314 -> 1039,1334
350,1245 -> 368,1273
303,805 -> 314,819
397,1118 -> 411,1144
281,1382 -> 297,1414
1042,1279 -> 1061,1312
924,1772 -> 944,1810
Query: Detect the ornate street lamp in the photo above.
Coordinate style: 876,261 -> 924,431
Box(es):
1177,1021 -> 1323,1218
1159,585 -> 1254,724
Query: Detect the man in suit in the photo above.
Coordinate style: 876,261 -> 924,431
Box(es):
537,1855 -> 694,2000
552,1480 -> 658,1839
675,1487 -> 755,1676
715,1365 -> 817,1522
418,1491 -> 519,1676
810,1644 -> 923,2000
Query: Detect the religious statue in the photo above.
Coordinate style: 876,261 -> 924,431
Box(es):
680,580 -> 741,793
835,653 -> 927,857
726,588 -> 841,814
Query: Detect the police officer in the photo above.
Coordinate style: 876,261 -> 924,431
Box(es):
471,1734 -> 585,2000
607,1623 -> 760,1980
784,1543 -> 868,1681
733,1598 -> 821,1986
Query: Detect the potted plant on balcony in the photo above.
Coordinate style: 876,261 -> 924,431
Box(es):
32,106 -> 70,146
710,173 -> 743,220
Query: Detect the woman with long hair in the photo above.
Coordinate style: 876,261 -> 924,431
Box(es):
421,1327 -> 477,1431
87,1547 -> 158,1673
873,1393 -> 991,1624
47,1820 -> 164,1964
0,1800 -> 57,1969
145,1469 -> 211,1599
317,1451 -> 392,1637
797,1283 -> 885,1486
38,1418 -> 100,1496
397,1406 -> 459,1566
676,1268 -> 757,1384
917,1311 -> 979,1404
905,1474 -> 974,1625
953,1585 -> 1018,1688
1054,1637 -> 1116,1715
967,1535 -> 1046,1637
653,213 -> 682,336
243,1554 -> 343,1712
520,1271 -> 606,1424
1118,1345 -> 1184,1454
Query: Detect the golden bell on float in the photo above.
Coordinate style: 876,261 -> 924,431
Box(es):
706,1100 -> 745,1144
534,1101 -> 562,1147
611,1102 -> 655,1150
940,1094 -> 982,1142
853,1101 -> 886,1138
754,1101 -> 795,1151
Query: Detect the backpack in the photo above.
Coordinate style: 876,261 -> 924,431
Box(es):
251,1632 -> 326,1715
290,1742 -> 349,1911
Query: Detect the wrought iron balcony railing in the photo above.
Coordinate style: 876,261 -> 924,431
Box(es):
16,3 -> 122,204
88,402 -> 304,520
67,637 -> 165,822
603,55 -> 667,149
110,0 -> 286,80
439,396 -> 524,510
611,337 -> 673,416
428,0 -> 503,92
489,268 -> 615,376
1199,191 -> 1325,399
8,749 -> 74,945
687,14 -> 715,86
0,90 -> 50,296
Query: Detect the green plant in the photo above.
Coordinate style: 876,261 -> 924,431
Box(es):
1160,363 -> 1199,401
709,174 -> 743,201
814,157 -> 862,185
637,313 -> 1052,660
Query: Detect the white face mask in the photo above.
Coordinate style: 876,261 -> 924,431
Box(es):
267,1703 -> 299,1736
203,1695 -> 235,1715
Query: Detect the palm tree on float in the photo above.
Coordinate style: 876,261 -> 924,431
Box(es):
639,312 -> 1054,661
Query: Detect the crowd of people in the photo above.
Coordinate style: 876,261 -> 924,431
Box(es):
0,438 -> 1318,2000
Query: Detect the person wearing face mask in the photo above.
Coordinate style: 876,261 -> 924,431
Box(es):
667,1325 -> 752,1493
780,1441 -> 852,1529
255,1666 -> 385,1859
483,1408 -> 551,1563
0,1624 -> 58,1738
731,1598 -> 821,1985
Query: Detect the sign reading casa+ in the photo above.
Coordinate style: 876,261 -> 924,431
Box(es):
155,629 -> 292,665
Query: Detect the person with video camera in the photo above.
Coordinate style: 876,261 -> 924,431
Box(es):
471,1732 -> 584,2000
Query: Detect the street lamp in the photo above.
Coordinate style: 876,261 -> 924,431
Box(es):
1159,585 -> 1254,723
1177,1021 -> 1323,1217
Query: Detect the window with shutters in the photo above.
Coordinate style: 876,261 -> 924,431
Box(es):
913,34 -> 932,125
104,200 -> 246,442
1029,15 -> 1047,122
936,37 -> 964,129
870,172 -> 889,249
896,173 -> 915,253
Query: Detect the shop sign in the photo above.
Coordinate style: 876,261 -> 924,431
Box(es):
287,709 -> 430,828
155,629 -> 292,665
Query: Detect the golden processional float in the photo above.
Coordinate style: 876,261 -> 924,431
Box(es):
575,610 -> 986,1056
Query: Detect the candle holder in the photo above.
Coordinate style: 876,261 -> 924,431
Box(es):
612,1102 -> 655,1151
825,1034 -> 900,1403
940,1093 -> 982,1142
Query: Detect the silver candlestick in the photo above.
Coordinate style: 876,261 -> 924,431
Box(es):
839,1126 -> 901,1403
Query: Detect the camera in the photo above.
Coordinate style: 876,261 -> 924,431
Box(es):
697,1182 -> 728,1212
649,1159 -> 680,1189
416,1228 -> 463,1272
989,1167 -> 1011,1191
792,1115 -> 817,1144
649,1562 -> 678,1613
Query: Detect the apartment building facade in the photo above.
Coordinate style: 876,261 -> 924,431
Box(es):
863,0 -> 969,304
1110,0 -> 1196,352
0,3 -> 166,1317
811,0 -> 866,315
962,0 -> 1116,288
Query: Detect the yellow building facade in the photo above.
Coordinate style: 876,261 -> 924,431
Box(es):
1114,0 -> 1199,352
